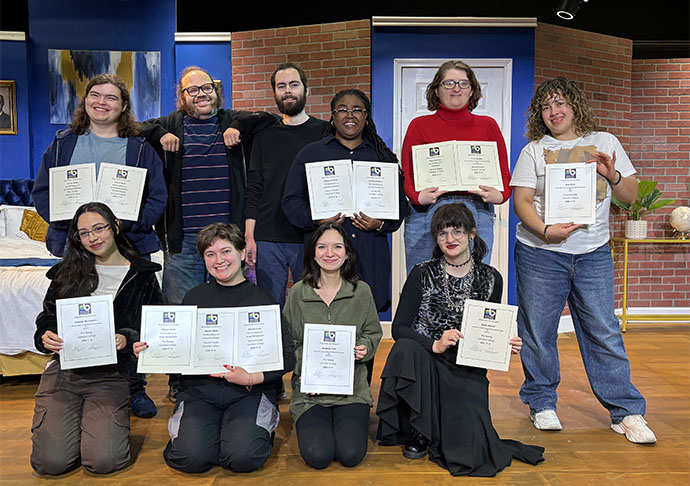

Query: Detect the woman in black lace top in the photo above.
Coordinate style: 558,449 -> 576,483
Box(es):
375,202 -> 544,477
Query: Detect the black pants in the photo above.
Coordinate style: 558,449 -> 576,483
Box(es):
295,403 -> 370,469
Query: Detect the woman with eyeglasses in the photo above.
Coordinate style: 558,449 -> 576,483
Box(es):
30,202 -> 164,475
283,89 -> 409,314
401,61 -> 512,273
376,203 -> 544,477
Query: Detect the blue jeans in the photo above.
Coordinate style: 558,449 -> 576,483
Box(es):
404,195 -> 494,274
255,241 -> 304,309
514,241 -> 646,422
162,232 -> 207,304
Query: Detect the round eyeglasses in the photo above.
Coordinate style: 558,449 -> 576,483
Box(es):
182,83 -> 215,97
332,107 -> 367,117
437,228 -> 467,240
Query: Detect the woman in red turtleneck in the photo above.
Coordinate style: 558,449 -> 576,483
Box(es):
401,60 -> 512,273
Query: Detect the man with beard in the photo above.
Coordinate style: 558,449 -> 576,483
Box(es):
142,66 -> 275,306
244,62 -> 328,307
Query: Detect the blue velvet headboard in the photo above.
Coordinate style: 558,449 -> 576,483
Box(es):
0,179 -> 34,206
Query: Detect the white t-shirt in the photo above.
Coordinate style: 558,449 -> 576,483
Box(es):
94,264 -> 130,296
510,131 -> 635,254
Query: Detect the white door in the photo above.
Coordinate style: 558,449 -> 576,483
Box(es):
391,58 -> 513,316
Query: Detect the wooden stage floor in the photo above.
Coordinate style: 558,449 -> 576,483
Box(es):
1,323 -> 688,485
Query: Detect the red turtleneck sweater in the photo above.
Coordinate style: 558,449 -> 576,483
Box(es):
401,103 -> 512,206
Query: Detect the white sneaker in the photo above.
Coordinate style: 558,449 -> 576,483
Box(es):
611,415 -> 657,444
530,409 -> 562,431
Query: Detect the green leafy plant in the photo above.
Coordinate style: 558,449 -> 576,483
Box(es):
611,179 -> 675,221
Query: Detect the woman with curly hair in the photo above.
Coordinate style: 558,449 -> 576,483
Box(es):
511,76 -> 655,443
401,60 -> 512,273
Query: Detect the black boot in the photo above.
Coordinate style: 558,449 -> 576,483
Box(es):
403,430 -> 428,459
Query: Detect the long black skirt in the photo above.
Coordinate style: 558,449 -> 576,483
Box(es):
376,338 -> 544,477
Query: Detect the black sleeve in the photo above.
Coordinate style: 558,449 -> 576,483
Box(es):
391,266 -> 435,352
489,268 -> 503,304
34,277 -> 59,354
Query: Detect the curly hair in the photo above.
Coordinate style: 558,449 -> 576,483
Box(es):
425,60 -> 482,112
176,66 -> 224,111
526,77 -> 597,141
70,74 -> 140,137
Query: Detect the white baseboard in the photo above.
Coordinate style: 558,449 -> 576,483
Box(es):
382,307 -> 690,338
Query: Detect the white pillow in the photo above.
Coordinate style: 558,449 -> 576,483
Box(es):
0,205 -> 37,237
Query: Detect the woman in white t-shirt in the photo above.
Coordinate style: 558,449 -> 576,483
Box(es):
510,77 -> 656,444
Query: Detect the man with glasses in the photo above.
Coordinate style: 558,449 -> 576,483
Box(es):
244,62 -> 328,309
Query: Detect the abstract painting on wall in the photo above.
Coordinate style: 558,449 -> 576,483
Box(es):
48,49 -> 161,125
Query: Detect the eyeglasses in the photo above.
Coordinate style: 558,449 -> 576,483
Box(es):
437,228 -> 467,240
440,80 -> 471,90
77,224 -> 110,240
332,107 -> 367,117
182,83 -> 215,97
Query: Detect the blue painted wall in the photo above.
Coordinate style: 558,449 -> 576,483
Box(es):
175,42 -> 232,107
0,39 -> 32,178
371,26 -> 536,306
26,0 -> 177,178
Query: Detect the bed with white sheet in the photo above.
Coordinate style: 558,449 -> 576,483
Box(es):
0,202 -> 58,376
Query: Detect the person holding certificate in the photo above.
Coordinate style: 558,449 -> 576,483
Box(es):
134,223 -> 295,473
283,222 -> 382,469
401,61 -> 512,272
376,203 -> 544,477
511,77 -> 656,444
282,89 -> 409,313
30,202 -> 164,475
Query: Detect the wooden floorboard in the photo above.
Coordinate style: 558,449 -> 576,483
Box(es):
1,323 -> 688,485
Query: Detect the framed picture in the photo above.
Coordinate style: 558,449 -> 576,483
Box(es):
0,80 -> 17,135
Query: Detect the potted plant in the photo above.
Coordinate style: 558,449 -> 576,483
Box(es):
611,179 -> 675,239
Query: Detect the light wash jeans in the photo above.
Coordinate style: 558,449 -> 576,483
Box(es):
514,240 -> 646,422
255,241 -> 304,309
404,195 -> 494,274
162,232 -> 207,304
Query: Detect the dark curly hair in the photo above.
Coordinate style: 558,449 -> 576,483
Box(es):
526,76 -> 597,141
70,74 -> 140,137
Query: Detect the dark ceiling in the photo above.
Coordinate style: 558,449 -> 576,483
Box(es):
2,1 -> 688,58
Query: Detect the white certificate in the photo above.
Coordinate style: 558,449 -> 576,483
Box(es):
56,294 -> 117,370
95,163 -> 147,221
455,141 -> 504,191
192,308 -> 236,375
301,323 -> 356,395
456,299 -> 518,372
544,163 -> 597,225
233,305 -> 284,373
48,163 -> 97,222
412,141 -> 460,192
137,305 -> 197,374
352,160 -> 399,220
305,160 -> 354,220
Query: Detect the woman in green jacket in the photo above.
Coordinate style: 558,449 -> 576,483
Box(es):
283,222 -> 382,469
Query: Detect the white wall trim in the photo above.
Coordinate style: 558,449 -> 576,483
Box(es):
174,32 -> 232,42
0,31 -> 26,41
372,17 -> 537,28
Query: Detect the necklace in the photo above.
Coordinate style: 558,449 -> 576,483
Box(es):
443,256 -> 472,268
441,258 -> 474,313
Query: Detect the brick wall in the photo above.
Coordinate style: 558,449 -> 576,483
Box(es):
230,20 -> 371,121
535,22 -> 690,310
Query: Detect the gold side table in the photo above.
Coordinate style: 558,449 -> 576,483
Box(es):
610,237 -> 690,331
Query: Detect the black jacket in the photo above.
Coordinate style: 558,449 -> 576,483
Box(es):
34,258 -> 165,371
140,109 -> 276,252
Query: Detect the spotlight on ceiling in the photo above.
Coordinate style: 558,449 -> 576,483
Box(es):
556,0 -> 587,20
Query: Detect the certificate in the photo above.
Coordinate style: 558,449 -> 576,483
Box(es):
95,163 -> 147,221
544,163 -> 597,225
48,164 -> 97,222
352,160 -> 399,220
56,294 -> 117,370
138,304 -> 284,375
305,160 -> 354,220
301,323 -> 356,395
138,305 -> 198,374
456,299 -> 518,372
412,140 -> 503,192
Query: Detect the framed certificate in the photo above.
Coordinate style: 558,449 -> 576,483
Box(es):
301,323 -> 356,395
456,299 -> 518,372
544,163 -> 597,225
138,304 -> 284,375
56,294 -> 117,370
48,163 -> 97,222
95,163 -> 147,221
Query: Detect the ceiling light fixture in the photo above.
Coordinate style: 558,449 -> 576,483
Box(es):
556,0 -> 588,20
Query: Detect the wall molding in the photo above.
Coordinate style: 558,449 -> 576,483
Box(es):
372,17 -> 537,28
174,32 -> 232,42
0,31 -> 26,41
